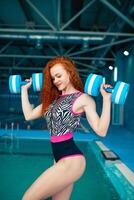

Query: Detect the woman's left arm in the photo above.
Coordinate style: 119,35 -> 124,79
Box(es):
82,84 -> 112,137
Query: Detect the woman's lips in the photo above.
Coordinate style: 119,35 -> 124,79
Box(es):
56,83 -> 61,87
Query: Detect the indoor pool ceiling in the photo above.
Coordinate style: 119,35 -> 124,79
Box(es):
0,0 -> 133,82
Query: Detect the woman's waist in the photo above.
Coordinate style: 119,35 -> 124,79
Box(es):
50,132 -> 73,143
51,137 -> 79,151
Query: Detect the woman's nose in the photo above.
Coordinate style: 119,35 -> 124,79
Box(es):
54,78 -> 59,84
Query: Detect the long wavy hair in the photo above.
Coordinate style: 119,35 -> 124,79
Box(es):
41,56 -> 84,114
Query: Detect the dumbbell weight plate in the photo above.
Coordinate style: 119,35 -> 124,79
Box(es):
112,81 -> 130,105
32,73 -> 43,92
9,75 -> 21,93
84,73 -> 103,96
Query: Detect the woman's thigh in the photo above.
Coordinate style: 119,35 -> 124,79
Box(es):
52,183 -> 73,200
52,159 -> 73,200
22,156 -> 85,200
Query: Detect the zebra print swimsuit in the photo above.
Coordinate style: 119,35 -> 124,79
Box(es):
45,91 -> 84,162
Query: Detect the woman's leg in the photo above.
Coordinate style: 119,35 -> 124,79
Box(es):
22,156 -> 85,200
52,183 -> 73,200
52,160 -> 73,200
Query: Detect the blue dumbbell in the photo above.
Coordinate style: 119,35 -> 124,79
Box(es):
84,73 -> 130,105
9,73 -> 43,93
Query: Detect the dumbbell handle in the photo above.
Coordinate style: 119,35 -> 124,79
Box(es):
21,81 -> 30,85
105,87 -> 113,93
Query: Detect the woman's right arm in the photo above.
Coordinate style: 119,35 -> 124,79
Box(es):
21,78 -> 42,121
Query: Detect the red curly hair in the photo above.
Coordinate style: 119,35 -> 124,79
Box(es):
41,56 -> 84,114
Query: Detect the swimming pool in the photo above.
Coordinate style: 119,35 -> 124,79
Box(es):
0,130 -> 133,200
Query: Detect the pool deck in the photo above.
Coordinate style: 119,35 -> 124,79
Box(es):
96,125 -> 134,173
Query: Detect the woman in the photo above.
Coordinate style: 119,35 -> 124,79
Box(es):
21,56 -> 112,200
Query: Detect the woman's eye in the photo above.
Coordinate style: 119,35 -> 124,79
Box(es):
52,75 -> 61,81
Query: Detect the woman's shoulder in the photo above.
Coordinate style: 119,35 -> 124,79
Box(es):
79,92 -> 94,100
79,92 -> 95,106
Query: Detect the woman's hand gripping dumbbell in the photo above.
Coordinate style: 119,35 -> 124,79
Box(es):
84,73 -> 130,105
9,73 -> 43,93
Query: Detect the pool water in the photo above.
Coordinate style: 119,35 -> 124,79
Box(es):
0,138 -> 120,200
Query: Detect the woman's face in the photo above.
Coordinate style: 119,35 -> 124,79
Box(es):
50,63 -> 71,91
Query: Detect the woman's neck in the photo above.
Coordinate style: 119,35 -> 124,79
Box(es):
61,86 -> 79,95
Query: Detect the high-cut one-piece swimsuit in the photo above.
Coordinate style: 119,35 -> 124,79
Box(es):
45,91 -> 84,162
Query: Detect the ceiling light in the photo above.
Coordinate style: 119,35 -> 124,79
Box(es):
123,50 -> 129,56
109,66 -> 113,70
